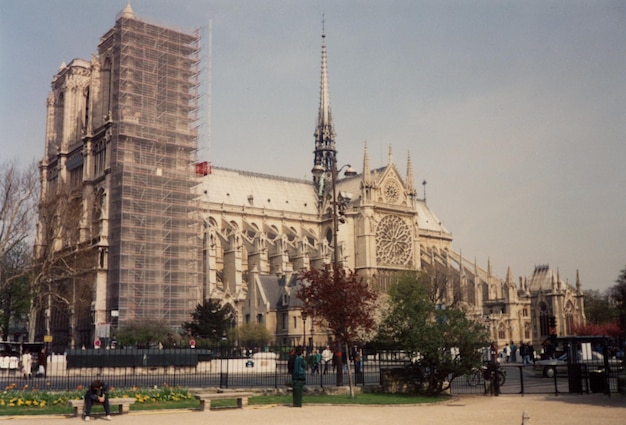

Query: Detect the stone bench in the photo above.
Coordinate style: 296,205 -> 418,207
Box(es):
192,392 -> 255,411
68,397 -> 136,417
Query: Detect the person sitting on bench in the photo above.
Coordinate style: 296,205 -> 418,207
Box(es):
84,379 -> 111,421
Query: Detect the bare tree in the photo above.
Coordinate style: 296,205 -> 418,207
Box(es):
0,161 -> 38,339
30,181 -> 96,347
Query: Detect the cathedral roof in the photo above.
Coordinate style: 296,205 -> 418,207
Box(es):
525,264 -> 573,293
202,167 -> 319,215
415,199 -> 450,234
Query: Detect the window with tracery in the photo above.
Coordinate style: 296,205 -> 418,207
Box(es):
376,215 -> 413,266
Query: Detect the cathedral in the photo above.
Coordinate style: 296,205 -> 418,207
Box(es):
35,5 -> 585,351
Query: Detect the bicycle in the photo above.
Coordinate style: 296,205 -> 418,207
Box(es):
465,365 -> 506,387
465,367 -> 483,386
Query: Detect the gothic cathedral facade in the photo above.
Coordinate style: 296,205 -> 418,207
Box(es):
35,5 -> 585,351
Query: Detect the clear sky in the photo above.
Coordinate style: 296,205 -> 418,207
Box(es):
1,0 -> 625,293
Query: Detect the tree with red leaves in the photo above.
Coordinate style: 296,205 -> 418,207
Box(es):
297,265 -> 378,395
297,265 -> 378,346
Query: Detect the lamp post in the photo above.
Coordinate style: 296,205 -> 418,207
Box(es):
312,159 -> 356,387
311,160 -> 357,268
301,311 -> 308,352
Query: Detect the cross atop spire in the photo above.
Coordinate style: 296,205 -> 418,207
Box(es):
313,16 -> 336,186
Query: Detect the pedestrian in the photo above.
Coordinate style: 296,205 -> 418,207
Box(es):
321,345 -> 332,374
287,348 -> 296,375
21,349 -> 32,379
510,341 -> 517,363
308,349 -> 320,374
502,344 -> 510,362
291,346 -> 306,407
351,345 -> 363,374
84,379 -> 112,421
37,348 -> 48,377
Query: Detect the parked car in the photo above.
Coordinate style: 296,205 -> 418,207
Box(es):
534,351 -> 623,378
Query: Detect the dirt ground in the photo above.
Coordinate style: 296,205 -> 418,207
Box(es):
1,393 -> 624,425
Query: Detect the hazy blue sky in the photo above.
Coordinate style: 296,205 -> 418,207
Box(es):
1,0 -> 625,292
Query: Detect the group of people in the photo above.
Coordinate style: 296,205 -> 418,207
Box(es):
489,341 -> 535,364
19,348 -> 48,379
301,345 -> 362,375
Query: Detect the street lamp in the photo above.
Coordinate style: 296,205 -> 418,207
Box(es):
311,162 -> 357,268
312,160 -> 356,388
301,311 -> 308,352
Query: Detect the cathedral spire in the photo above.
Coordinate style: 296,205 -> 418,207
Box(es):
362,142 -> 371,185
405,151 -> 416,196
506,266 -> 514,284
313,16 -> 336,186
120,1 -> 135,19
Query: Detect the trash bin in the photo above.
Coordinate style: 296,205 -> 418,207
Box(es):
589,369 -> 604,393
292,379 -> 305,407
567,364 -> 582,393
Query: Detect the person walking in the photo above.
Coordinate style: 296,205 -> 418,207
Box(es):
21,349 -> 32,379
291,346 -> 306,407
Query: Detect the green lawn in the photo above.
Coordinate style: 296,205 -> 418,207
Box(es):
0,391 -> 444,416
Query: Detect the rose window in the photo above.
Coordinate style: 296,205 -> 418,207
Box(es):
376,215 -> 412,265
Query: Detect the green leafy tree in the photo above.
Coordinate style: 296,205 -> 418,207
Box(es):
377,271 -> 489,395
182,299 -> 235,343
229,323 -> 272,347
584,289 -> 617,325
115,319 -> 180,348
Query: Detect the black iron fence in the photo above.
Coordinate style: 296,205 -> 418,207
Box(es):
1,346 -> 410,392
3,345 -> 622,396
448,360 -> 623,396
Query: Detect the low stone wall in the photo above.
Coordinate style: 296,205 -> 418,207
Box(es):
46,351 -> 279,376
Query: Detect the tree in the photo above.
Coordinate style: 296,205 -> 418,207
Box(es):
297,265 -> 378,346
29,181 -> 95,347
181,299 -> 235,344
229,323 -> 272,347
115,319 -> 180,348
0,161 -> 38,267
584,289 -> 617,325
0,162 -> 38,340
297,265 -> 379,397
0,241 -> 32,339
377,271 -> 489,395
610,266 -> 626,336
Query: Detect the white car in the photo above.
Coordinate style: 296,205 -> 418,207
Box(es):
534,351 -> 623,378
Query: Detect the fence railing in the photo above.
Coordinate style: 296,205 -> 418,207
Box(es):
1,346 -> 412,392
3,346 -> 622,396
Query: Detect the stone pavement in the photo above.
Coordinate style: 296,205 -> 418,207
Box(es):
1,394 -> 624,425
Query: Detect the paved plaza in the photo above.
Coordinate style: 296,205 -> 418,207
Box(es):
0,394 -> 624,425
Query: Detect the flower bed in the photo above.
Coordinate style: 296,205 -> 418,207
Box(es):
0,383 -> 193,413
